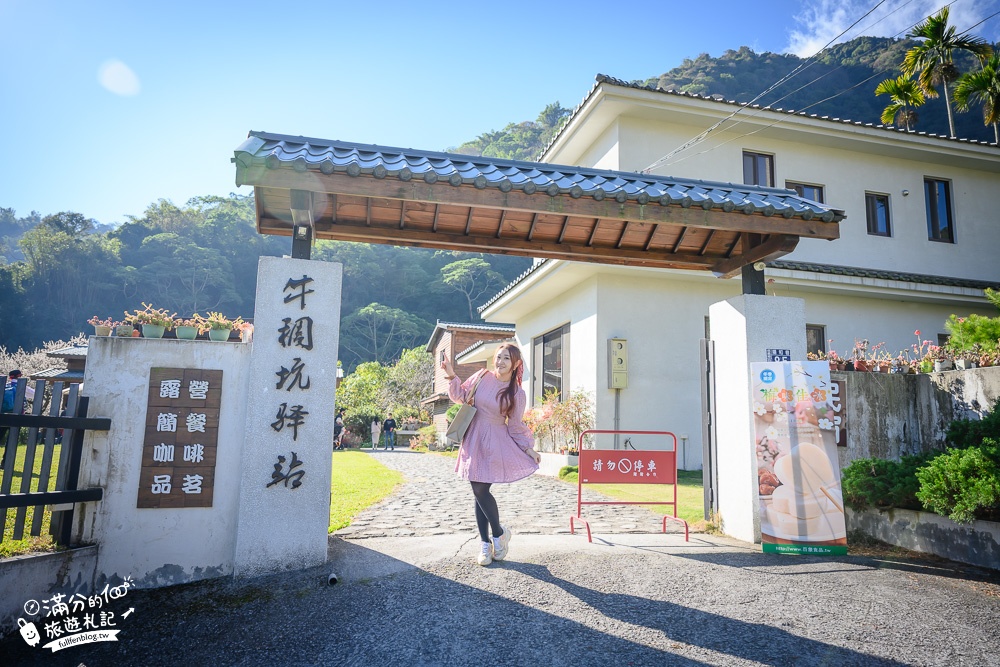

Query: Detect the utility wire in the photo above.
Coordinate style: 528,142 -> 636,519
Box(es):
640,0 -> 970,174
662,68 -> 894,170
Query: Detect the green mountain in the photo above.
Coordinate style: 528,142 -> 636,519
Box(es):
643,37 -> 992,142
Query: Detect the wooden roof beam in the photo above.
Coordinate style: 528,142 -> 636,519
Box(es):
712,234 -> 799,278
248,171 -> 840,240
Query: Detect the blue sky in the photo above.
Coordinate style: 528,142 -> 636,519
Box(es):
2,0 -> 998,225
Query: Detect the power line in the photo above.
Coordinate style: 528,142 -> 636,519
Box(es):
661,68 -> 895,171
641,0 -> 891,173
640,0 -> 974,174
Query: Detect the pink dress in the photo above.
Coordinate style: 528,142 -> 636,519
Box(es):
449,371 -> 538,483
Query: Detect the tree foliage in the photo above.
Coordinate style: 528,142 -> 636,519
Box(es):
955,52 -> 1000,143
452,102 -> 571,160
874,75 -> 925,130
902,8 -> 992,137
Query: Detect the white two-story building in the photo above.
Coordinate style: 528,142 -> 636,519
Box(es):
476,75 -> 1000,469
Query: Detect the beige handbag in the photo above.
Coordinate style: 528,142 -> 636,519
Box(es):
445,372 -> 486,447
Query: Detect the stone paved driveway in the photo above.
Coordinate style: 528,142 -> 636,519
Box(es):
334,450 -> 692,540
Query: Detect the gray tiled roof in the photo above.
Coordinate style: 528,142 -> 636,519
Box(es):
478,260 -> 550,314
236,132 -> 844,223
46,344 -> 88,359
769,261 -> 1000,290
539,74 -> 998,159
33,367 -> 85,381
456,337 -> 517,360
424,321 -> 515,351
433,322 -> 515,333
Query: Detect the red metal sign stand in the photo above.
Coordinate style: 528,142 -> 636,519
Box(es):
568,429 -> 690,543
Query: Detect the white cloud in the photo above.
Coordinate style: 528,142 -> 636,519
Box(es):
98,59 -> 141,96
786,0 -> 999,57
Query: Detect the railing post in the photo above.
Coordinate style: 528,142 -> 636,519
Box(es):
51,396 -> 89,546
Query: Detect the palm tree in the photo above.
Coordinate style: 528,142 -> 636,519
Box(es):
875,75 -> 926,131
902,7 -> 992,138
954,52 -> 1000,144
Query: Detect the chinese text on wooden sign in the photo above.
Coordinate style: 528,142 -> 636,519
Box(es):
137,368 -> 223,508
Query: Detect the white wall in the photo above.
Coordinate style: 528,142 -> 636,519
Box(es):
613,116 -> 1000,283
506,263 -> 998,471
78,337 -> 252,588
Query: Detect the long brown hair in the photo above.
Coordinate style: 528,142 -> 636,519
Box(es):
495,342 -> 524,419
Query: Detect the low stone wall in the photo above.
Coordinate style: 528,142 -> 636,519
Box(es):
838,366 -> 1000,468
0,546 -> 98,634
847,507 -> 1000,571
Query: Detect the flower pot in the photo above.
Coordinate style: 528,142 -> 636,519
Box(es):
93,325 -> 112,337
954,359 -> 978,370
116,324 -> 134,337
934,359 -> 953,372
878,363 -> 890,373
142,324 -> 166,339
208,328 -> 231,342
175,326 -> 198,340
853,360 -> 870,372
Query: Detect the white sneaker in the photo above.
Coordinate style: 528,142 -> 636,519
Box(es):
477,540 -> 493,566
492,525 -> 511,561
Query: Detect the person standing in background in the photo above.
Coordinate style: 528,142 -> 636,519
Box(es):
382,413 -> 397,451
370,418 -> 381,450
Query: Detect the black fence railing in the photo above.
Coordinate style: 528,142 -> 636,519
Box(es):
0,380 -> 109,547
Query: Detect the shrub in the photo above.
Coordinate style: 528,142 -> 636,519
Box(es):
841,454 -> 931,511
915,439 -> 1000,524
946,398 -> 1000,449
944,313 -> 1000,353
444,403 -> 461,425
558,465 -> 578,482
409,424 -> 438,451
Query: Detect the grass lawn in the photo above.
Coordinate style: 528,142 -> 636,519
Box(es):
329,450 -> 404,532
1,442 -> 62,558
559,468 -> 707,526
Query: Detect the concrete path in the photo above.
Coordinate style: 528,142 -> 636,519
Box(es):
3,451 -> 999,666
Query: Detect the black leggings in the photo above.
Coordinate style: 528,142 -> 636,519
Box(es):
470,481 -> 502,543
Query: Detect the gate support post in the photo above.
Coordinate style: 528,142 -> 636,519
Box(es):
708,295 -> 805,543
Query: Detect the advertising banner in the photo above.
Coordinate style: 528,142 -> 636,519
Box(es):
751,361 -> 847,555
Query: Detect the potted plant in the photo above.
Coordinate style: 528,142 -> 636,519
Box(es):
88,316 -> 115,337
955,345 -> 980,370
174,318 -> 200,340
196,312 -> 244,342
850,339 -> 870,372
125,303 -> 177,339
933,347 -> 954,372
868,342 -> 891,373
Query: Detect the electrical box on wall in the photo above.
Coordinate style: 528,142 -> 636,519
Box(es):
608,338 -> 628,389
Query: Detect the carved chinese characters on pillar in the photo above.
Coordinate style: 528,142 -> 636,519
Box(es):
137,368 -> 223,508
268,275 -> 315,488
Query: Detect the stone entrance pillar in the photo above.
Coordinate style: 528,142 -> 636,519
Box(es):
708,295 -> 805,543
234,257 -> 343,577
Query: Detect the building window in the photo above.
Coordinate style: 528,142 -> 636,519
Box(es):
743,151 -> 774,187
532,324 -> 570,405
806,325 -> 826,357
786,181 -> 824,203
865,192 -> 891,237
924,178 -> 954,243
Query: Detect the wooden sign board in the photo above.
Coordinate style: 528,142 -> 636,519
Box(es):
137,368 -> 223,508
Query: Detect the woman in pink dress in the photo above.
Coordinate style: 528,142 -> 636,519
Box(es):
442,343 -> 541,566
